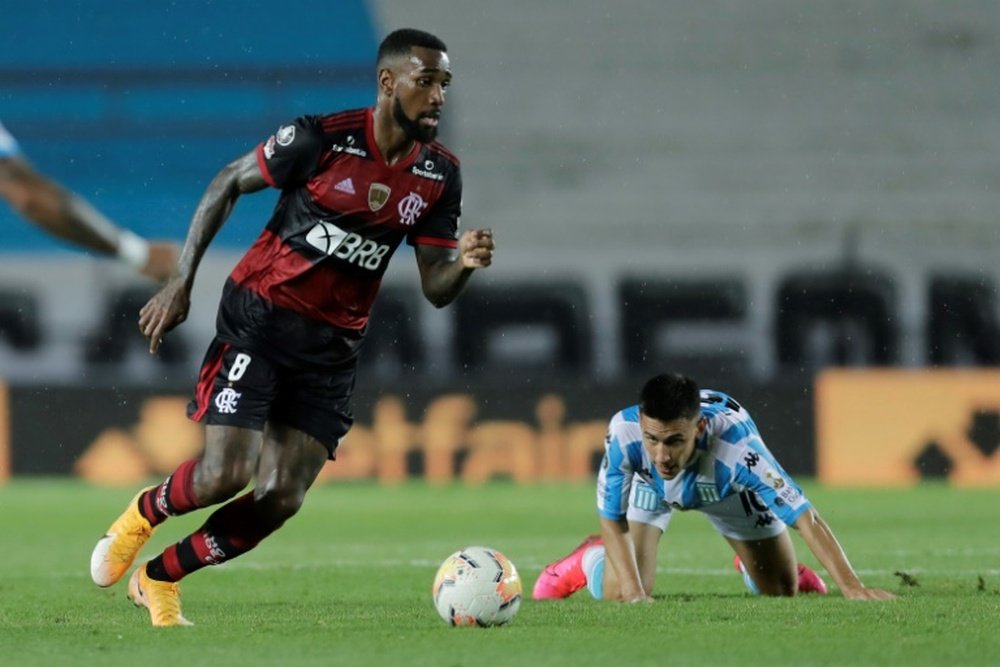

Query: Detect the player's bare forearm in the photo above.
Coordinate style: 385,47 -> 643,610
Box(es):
0,156 -> 119,254
174,151 -> 267,286
415,229 -> 494,307
2,156 -> 178,281
417,256 -> 474,307
794,508 -> 896,600
139,151 -> 267,353
599,517 -> 650,602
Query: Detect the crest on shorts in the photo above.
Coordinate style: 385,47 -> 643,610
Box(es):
368,183 -> 391,211
214,388 -> 242,415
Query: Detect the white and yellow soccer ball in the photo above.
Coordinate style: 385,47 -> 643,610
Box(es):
432,546 -> 522,627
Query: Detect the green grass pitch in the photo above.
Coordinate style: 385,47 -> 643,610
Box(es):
1,479 -> 998,666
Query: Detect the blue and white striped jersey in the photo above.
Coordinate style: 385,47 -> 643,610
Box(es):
596,390 -> 811,526
0,121 -> 21,158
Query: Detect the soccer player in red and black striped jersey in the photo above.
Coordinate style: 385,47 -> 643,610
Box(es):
89,28 -> 495,627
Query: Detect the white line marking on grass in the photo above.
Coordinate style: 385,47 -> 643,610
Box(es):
213,561 -> 1000,578
45,562 -> 1000,579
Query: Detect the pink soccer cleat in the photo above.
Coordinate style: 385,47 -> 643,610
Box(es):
532,535 -> 602,600
796,563 -> 828,594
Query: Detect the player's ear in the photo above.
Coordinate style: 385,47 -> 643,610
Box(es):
696,417 -> 707,436
377,66 -> 395,98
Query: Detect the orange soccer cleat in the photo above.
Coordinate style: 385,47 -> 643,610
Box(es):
128,563 -> 193,627
90,487 -> 156,587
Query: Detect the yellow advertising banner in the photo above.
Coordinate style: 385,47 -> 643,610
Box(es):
72,393 -> 609,487
816,369 -> 1000,487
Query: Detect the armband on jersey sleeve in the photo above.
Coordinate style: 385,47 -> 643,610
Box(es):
255,116 -> 324,189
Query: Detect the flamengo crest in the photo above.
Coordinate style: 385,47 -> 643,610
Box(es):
397,192 -> 428,226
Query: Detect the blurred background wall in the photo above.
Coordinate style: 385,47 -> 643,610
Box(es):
1,0 -> 997,481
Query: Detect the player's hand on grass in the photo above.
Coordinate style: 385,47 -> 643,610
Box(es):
619,583 -> 654,604
624,594 -> 655,604
458,228 -> 494,269
842,586 -> 897,601
139,276 -> 191,353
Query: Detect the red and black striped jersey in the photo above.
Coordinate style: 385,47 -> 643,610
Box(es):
216,107 -> 462,369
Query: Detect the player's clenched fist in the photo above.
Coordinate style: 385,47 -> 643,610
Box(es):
459,228 -> 494,269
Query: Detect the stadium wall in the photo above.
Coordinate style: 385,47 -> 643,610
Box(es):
4,370 -> 999,486
5,380 -> 815,481
1,1 -> 998,484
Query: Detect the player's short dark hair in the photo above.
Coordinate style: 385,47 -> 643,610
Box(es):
639,373 -> 701,422
377,29 -> 448,68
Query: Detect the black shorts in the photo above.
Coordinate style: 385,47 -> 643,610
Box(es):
186,338 -> 356,458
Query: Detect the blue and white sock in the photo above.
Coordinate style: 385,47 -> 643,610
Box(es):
581,545 -> 606,600
735,559 -> 760,595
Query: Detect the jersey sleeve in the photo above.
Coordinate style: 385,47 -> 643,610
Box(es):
596,420 -> 635,521
730,435 -> 812,526
255,116 -> 325,190
407,168 -> 461,249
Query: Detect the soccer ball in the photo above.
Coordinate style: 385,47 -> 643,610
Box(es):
432,546 -> 522,627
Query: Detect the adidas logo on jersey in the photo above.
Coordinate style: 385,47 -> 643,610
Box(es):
334,178 -> 356,194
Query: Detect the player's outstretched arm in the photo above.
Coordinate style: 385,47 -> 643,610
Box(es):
0,155 -> 178,281
414,228 -> 494,307
793,508 -> 896,600
139,150 -> 268,353
599,517 -> 653,603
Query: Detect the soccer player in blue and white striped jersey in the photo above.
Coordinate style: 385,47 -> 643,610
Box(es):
533,373 -> 895,602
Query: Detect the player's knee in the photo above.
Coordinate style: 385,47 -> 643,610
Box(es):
195,460 -> 255,504
252,486 -> 306,529
759,573 -> 798,597
763,586 -> 797,597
